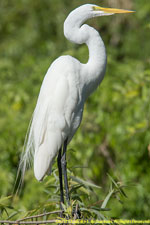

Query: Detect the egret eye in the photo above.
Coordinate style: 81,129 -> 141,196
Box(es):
93,6 -> 101,11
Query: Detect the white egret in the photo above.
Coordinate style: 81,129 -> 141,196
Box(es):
20,4 -> 133,206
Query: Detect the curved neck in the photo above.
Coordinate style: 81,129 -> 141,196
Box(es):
64,21 -> 107,98
85,24 -> 107,81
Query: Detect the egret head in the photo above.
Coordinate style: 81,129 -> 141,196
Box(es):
91,5 -> 134,17
76,4 -> 134,18
65,4 -> 134,28
64,4 -> 134,44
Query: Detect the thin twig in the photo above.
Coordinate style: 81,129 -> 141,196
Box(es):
0,219 -> 56,224
17,211 -> 62,222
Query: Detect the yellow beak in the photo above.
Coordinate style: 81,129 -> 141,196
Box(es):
93,6 -> 135,14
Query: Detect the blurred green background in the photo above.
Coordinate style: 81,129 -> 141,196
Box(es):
0,0 -> 150,220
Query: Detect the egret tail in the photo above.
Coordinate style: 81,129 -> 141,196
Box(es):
34,130 -> 62,181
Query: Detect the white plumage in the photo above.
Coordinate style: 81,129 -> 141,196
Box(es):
20,4 -> 133,182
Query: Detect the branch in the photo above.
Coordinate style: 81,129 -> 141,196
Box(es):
0,220 -> 56,224
17,210 -> 62,222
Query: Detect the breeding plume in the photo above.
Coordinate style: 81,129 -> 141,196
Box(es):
20,4 -> 133,205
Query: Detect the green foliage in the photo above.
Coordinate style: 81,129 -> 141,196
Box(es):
0,172 -> 127,222
0,0 -> 149,220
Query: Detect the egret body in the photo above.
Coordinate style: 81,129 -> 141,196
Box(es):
20,4 -> 133,205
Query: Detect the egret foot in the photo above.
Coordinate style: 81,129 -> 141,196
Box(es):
72,203 -> 81,219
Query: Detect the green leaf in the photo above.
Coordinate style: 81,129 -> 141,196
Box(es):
70,176 -> 101,189
90,206 -> 110,211
101,189 -> 114,209
90,209 -> 106,219
7,211 -> 19,220
107,174 -> 127,198
69,184 -> 84,195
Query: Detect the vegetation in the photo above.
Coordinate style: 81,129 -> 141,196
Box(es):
0,0 -> 149,222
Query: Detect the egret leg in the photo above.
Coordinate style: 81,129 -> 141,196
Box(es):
61,139 -> 70,206
57,147 -> 64,215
